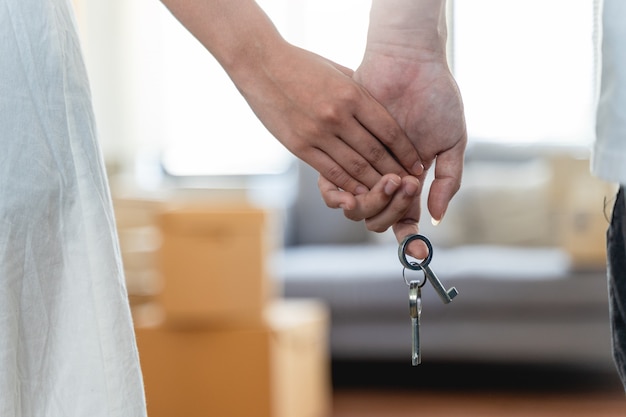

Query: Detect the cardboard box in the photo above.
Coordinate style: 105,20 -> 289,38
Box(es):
113,197 -> 166,230
559,177 -> 613,269
135,299 -> 331,417
113,197 -> 167,303
549,155 -> 617,269
157,205 -> 275,324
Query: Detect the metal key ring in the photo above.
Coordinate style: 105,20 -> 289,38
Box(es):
402,264 -> 428,287
398,234 -> 433,271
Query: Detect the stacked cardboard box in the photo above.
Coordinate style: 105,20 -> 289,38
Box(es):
124,203 -> 331,417
135,300 -> 330,417
549,155 -> 618,269
156,207 -> 274,326
113,197 -> 165,305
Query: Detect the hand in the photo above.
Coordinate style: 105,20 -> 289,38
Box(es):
236,44 -> 425,194
318,173 -> 420,233
319,173 -> 429,258
332,0 -> 467,247
316,50 -> 466,257
355,53 -> 467,225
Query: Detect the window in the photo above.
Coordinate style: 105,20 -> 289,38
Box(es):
451,0 -> 598,146
78,0 -> 598,178
130,0 -> 372,177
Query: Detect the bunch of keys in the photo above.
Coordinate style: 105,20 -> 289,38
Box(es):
398,234 -> 459,366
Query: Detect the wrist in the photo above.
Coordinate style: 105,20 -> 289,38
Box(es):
222,30 -> 288,88
366,0 -> 448,62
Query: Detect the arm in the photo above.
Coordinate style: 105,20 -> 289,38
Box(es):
159,0 -> 423,193
356,0 -> 467,222
320,0 -> 466,256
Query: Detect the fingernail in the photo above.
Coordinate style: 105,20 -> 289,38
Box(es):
412,162 -> 425,176
431,209 -> 446,226
355,185 -> 368,195
403,180 -> 418,197
384,179 -> 400,196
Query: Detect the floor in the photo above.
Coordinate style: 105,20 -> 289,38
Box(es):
330,360 -> 626,417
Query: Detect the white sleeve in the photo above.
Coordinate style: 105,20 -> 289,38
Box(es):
593,0 -> 626,183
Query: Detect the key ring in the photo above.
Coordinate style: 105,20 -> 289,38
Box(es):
399,234 -> 433,287
398,234 -> 433,271
402,264 -> 428,287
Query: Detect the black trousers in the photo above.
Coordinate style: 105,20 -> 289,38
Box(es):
608,186 -> 626,388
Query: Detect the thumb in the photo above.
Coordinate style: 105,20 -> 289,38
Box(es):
428,145 -> 464,224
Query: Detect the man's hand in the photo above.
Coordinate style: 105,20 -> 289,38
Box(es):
354,53 -> 466,224
333,0 -> 468,249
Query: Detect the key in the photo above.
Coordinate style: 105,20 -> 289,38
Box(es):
409,280 -> 422,366
421,263 -> 459,305
398,233 -> 459,305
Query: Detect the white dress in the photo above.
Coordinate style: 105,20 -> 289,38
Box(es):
0,0 -> 146,415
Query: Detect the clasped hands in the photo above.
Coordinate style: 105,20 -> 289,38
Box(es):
316,49 -> 467,258
159,0 -> 465,258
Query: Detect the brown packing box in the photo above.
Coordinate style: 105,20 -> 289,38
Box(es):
113,198 -> 165,302
559,186 -> 612,269
157,205 -> 276,324
113,197 -> 166,230
135,299 -> 332,417
549,155 -> 617,269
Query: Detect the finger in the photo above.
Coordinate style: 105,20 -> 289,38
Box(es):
321,174 -> 401,220
427,141 -> 465,224
390,175 -> 429,259
318,175 -> 358,210
392,220 -> 430,260
307,133 -> 398,192
392,220 -> 432,260
364,176 -> 420,233
303,146 -> 373,195
338,174 -> 402,222
353,90 -> 424,177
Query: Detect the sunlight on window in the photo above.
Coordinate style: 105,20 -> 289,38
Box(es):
452,0 -> 597,146
122,0 -> 595,178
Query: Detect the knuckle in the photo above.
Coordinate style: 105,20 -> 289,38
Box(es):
319,194 -> 334,208
317,85 -> 360,123
344,211 -> 362,222
379,125 -> 400,146
365,220 -> 388,233
325,165 -> 351,190
349,158 -> 369,178
316,101 -> 343,126
367,144 -> 387,165
335,83 -> 361,104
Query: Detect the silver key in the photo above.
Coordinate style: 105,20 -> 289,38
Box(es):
399,234 -> 459,305
422,263 -> 458,305
409,280 -> 422,366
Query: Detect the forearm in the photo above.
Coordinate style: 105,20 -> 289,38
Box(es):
159,0 -> 424,194
367,0 -> 448,62
356,0 -> 466,230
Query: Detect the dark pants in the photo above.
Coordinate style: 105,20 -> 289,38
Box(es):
608,186 -> 626,388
